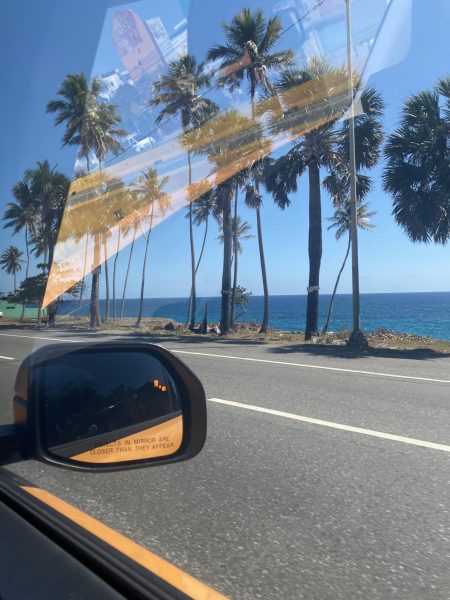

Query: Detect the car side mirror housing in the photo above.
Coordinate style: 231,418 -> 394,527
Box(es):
13,342 -> 206,472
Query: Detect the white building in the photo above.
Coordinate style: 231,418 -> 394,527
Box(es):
146,17 -> 170,49
145,16 -> 187,64
99,69 -> 128,101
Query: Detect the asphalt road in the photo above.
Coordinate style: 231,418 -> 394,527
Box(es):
1,327 -> 450,599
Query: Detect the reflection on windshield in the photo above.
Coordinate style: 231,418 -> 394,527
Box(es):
39,0 -> 400,340
6,0 -> 449,346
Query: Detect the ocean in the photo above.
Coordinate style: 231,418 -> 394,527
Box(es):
57,292 -> 450,341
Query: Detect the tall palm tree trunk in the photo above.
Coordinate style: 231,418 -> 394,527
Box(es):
40,232 -> 59,327
195,218 -> 208,274
305,161 -> 322,340
322,233 -> 351,334
46,236 -> 58,326
187,217 -> 210,325
120,228 -> 136,320
256,202 -> 269,333
24,229 -> 30,278
20,229 -> 30,321
231,241 -> 238,329
251,97 -> 270,333
76,234 -> 89,318
112,229 -> 121,320
220,187 -> 233,335
37,249 -> 47,326
136,207 -> 154,328
187,150 -> 196,330
37,247 -> 50,325
230,185 -> 239,328
90,233 -> 101,329
103,238 -> 110,321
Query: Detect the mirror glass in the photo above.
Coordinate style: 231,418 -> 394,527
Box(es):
39,348 -> 183,464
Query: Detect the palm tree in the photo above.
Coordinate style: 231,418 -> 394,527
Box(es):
24,161 -> 70,272
4,180 -> 37,279
184,109 -> 269,334
102,229 -> 111,321
120,220 -> 139,320
30,223 -> 49,270
322,199 -> 375,334
93,102 -> 127,170
183,188 -> 218,321
227,168 -> 255,327
94,177 -> 125,322
70,170 -> 90,318
218,216 -> 254,325
91,174 -> 125,327
76,233 -> 89,318
48,73 -> 127,326
151,55 -> 219,330
3,180 -> 38,319
242,156 -> 275,332
207,8 -> 294,117
0,246 -> 24,291
24,161 -> 70,325
47,73 -> 126,173
383,77 -> 450,244
112,209 -> 123,320
208,8 -> 294,332
132,168 -> 170,328
218,216 -> 254,250
264,59 -> 384,339
46,73 -> 102,173
231,182 -> 240,327
68,171 -> 125,328
192,189 -> 216,275
95,176 -> 124,324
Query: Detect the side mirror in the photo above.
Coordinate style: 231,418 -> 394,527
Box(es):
13,342 -> 206,471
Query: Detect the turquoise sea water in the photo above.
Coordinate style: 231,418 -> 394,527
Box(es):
58,292 -> 450,341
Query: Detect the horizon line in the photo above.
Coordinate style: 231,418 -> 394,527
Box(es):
91,290 -> 450,301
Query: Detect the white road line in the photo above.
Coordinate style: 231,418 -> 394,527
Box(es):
208,397 -> 450,453
172,349 -> 450,384
0,355 -> 14,361
0,332 -> 82,344
0,332 -> 447,385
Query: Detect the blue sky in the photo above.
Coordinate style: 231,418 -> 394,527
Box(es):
1,0 -> 449,300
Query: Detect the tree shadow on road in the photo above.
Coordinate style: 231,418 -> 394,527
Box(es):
124,332 -> 268,347
4,323 -> 449,359
269,343 -> 450,361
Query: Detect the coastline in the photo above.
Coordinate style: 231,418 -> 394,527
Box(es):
3,317 -> 450,354
59,292 -> 450,341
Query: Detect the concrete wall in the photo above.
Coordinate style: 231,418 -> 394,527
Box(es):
0,300 -> 47,319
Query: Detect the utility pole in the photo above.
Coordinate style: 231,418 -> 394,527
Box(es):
345,0 -> 368,349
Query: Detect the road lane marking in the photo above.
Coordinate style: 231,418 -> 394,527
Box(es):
172,349 -> 450,384
0,331 -> 448,384
208,397 -> 450,453
0,332 -> 82,343
0,355 -> 14,360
